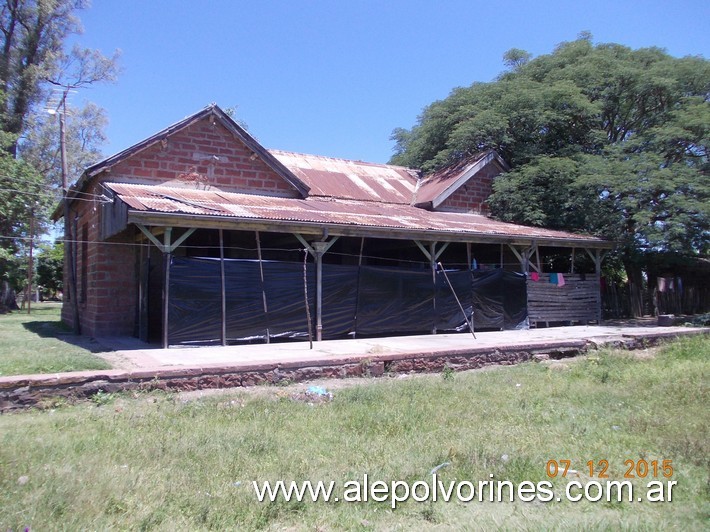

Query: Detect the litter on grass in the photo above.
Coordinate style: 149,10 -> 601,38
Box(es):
430,462 -> 451,475
290,386 -> 334,404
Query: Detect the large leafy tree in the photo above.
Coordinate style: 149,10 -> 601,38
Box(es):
0,0 -> 119,307
0,128 -> 48,304
0,0 -> 83,154
391,36 -> 710,303
36,239 -> 62,296
20,100 -> 108,188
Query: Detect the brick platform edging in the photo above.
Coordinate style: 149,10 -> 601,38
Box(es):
1,330 -> 706,411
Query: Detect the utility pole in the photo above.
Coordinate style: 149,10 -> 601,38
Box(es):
56,89 -> 80,334
46,48 -> 119,332
27,207 -> 34,314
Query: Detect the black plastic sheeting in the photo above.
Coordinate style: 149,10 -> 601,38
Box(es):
471,269 -> 529,331
435,270 -> 475,332
355,266 -> 435,336
169,258 -> 222,344
167,257 -> 528,345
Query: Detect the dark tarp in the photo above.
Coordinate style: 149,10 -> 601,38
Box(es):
471,269 -> 529,330
169,258 -> 313,344
435,269 -> 474,332
167,258 -> 528,345
321,263 -> 359,339
224,260 -> 267,342
355,265 -> 435,336
169,257 -> 222,344
261,261 -> 314,339
502,270 -> 529,329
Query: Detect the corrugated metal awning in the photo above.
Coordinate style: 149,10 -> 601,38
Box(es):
105,182 -> 611,248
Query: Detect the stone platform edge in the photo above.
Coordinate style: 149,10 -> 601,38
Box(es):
1,329 -> 706,411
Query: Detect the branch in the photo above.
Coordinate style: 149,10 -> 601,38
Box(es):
46,44 -> 121,90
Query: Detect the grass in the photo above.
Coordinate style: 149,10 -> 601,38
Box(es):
0,303 -> 111,377
0,335 -> 708,530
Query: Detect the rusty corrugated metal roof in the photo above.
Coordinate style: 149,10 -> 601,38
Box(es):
106,182 -> 605,244
269,150 -> 419,204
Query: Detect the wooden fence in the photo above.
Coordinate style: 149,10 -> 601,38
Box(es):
527,273 -> 601,326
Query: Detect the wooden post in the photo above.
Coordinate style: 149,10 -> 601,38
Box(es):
508,245 -> 528,273
414,240 -> 449,335
571,248 -> 576,274
138,240 -> 149,342
60,98 -> 80,334
352,237 -> 365,338
219,229 -> 227,346
594,249 -> 602,324
255,231 -> 270,343
585,247 -> 605,324
135,224 -> 195,347
534,242 -> 541,273
27,208 -> 34,314
430,242 -> 437,334
303,249 -> 313,348
312,241 -> 329,342
294,233 -> 338,342
162,227 -> 172,349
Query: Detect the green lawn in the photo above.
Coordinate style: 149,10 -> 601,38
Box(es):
0,335 -> 707,530
0,303 -> 111,377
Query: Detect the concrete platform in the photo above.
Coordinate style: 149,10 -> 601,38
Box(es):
93,324 -> 703,370
1,324 -> 707,410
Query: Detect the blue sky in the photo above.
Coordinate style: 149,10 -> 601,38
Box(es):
69,0 -> 709,165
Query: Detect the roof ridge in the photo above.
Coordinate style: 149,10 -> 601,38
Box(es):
268,148 -> 417,171
65,104 -> 311,202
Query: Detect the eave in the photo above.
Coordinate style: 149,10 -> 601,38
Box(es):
126,210 -> 613,249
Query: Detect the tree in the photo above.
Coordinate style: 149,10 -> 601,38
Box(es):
36,239 -> 62,297
0,0 -> 119,219
0,0 -> 83,154
20,100 -> 107,187
0,0 -> 119,323
0,129 -> 48,253
391,36 -> 710,315
503,48 -> 532,70
0,130 -> 46,309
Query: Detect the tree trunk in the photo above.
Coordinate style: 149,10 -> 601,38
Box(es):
0,280 -> 19,311
624,261 -> 645,317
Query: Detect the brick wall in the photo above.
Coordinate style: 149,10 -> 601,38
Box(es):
61,179 -> 138,337
106,118 -> 300,197
437,164 -> 501,214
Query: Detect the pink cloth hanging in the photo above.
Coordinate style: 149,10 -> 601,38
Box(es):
531,272 -> 539,281
557,273 -> 566,287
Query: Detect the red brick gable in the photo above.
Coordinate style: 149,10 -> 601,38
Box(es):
436,163 -> 501,215
100,117 -> 301,198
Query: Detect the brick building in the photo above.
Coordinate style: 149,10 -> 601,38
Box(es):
58,105 -> 610,346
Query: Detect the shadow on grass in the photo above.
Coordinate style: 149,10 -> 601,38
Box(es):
22,321 -> 112,353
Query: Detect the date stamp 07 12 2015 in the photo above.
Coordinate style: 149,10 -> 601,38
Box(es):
545,459 -> 677,503
546,459 -> 674,479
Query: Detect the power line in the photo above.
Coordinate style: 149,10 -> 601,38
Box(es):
0,174 -> 109,200
0,187 -> 111,203
0,234 -> 524,267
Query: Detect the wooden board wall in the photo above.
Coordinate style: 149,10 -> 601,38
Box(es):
527,273 -> 600,325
